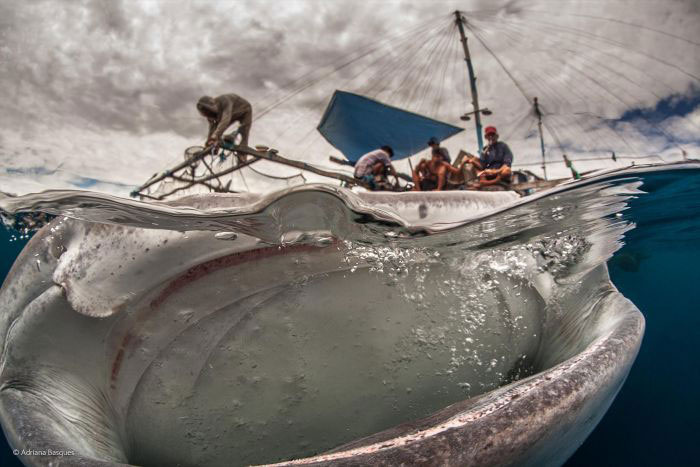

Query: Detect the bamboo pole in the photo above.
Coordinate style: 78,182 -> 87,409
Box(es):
148,156 -> 260,200
135,145 -> 217,194
138,145 -> 372,200
534,97 -> 548,180
233,146 -> 369,187
455,10 -> 485,153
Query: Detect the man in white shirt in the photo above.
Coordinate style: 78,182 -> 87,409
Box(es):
353,146 -> 397,190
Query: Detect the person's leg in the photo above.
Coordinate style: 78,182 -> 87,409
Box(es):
412,165 -> 425,191
422,178 -> 437,191
479,172 -> 502,187
234,113 -> 252,163
238,112 -> 252,147
371,161 -> 385,176
500,166 -> 512,184
412,171 -> 422,191
413,160 -> 431,191
361,174 -> 377,190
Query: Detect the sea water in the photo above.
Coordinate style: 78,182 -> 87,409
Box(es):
0,164 -> 698,466
567,168 -> 700,466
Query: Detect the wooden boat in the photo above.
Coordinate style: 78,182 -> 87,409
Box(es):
133,10 -> 576,201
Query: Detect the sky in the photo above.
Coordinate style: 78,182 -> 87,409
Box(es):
0,0 -> 698,197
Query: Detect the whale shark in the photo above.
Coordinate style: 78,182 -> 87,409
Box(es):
0,181 -> 645,466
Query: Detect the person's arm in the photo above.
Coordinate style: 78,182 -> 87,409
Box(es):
413,160 -> 424,175
478,173 -> 503,186
411,164 -> 422,190
479,167 -> 499,176
502,143 -> 514,167
440,161 -> 462,176
210,98 -> 234,143
478,165 -> 511,186
205,118 -> 216,143
465,156 -> 483,171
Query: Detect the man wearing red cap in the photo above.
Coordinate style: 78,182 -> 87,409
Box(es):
463,126 -> 514,187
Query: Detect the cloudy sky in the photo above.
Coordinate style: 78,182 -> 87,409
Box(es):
0,0 -> 698,196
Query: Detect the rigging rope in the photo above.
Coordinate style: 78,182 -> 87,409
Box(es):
463,12 -> 692,162
469,14 -> 697,114
521,9 -> 700,49
516,16 -> 700,83
253,14 -> 449,122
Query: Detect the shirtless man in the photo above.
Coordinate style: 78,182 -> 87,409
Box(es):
412,150 -> 462,191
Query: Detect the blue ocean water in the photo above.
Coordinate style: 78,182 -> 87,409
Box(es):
567,169 -> 700,466
0,166 -> 698,466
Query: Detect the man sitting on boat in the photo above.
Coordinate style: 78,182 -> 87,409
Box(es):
411,136 -> 461,191
427,136 -> 451,163
463,126 -> 513,189
353,146 -> 398,190
196,93 -> 253,151
412,151 -> 463,192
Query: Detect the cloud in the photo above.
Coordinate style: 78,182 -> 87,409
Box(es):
0,0 -> 698,196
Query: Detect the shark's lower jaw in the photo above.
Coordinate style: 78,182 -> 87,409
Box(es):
0,190 -> 643,467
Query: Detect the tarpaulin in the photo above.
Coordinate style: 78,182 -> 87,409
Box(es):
317,90 -> 463,163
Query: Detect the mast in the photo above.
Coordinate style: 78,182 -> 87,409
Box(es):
454,10 -> 484,154
533,97 -> 547,180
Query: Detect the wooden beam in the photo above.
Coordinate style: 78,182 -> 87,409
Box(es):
135,145 -> 217,194
231,146 -> 369,188
137,144 -> 373,200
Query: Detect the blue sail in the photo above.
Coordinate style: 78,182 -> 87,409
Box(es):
317,90 -> 464,163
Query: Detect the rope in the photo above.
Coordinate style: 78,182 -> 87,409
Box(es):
253,14 -> 449,121
463,15 -> 691,161
514,16 -> 700,83
247,165 -> 305,181
520,9 -> 700,48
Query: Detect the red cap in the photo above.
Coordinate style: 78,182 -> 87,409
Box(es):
484,126 -> 498,135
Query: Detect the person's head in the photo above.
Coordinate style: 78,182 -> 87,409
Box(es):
196,96 -> 218,118
427,136 -> 440,149
484,126 -> 498,143
381,145 -> 394,158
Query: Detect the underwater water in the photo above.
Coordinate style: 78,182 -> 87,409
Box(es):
566,168 -> 700,466
0,163 -> 697,466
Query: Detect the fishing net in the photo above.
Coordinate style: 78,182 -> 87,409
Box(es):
140,145 -> 306,200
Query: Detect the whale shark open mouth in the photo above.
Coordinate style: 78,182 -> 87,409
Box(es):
0,164 -> 678,466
